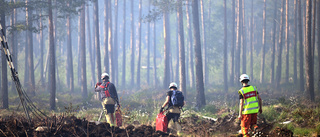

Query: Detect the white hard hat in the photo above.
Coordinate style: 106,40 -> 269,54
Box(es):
239,74 -> 250,82
169,82 -> 178,89
101,73 -> 109,80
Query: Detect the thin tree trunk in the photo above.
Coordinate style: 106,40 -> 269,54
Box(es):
136,0 -> 142,89
275,0 -> 285,88
122,0 -> 126,87
66,1 -> 74,93
223,0 -> 228,92
86,3 -> 95,86
80,4 -> 87,99
242,0 -> 247,74
317,0 -> 320,89
298,0 -> 304,91
147,1 -> 150,85
163,11 -> 171,88
192,0 -> 205,108
235,0 -> 242,83
285,0 -> 289,83
270,0 -> 278,84
103,0 -> 109,74
48,0 -> 56,110
186,0 -> 194,88
230,0 -> 235,85
177,0 -> 186,99
293,0 -> 298,84
305,0 -> 314,101
108,0 -> 113,82
1,12 -> 8,109
200,0 -> 207,85
94,0 -> 101,84
260,0 -> 266,83
114,0 -> 119,85
250,0 -> 254,81
130,0 -> 135,87
153,21 -> 157,87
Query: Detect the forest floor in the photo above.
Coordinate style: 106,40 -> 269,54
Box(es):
0,86 -> 319,136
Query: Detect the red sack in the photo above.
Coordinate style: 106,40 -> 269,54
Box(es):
156,111 -> 168,132
115,109 -> 122,127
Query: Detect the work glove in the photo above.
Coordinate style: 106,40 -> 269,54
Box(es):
95,82 -> 102,88
159,107 -> 164,113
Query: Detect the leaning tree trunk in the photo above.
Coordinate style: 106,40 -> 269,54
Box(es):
177,0 -> 186,99
192,0 -> 206,108
122,0 -> 126,87
130,0 -> 135,87
136,0 -> 142,89
275,0 -> 285,89
186,0 -> 195,88
80,4 -> 87,99
298,0 -> 304,91
270,0 -> 277,84
1,12 -> 8,109
223,0 -> 228,92
285,0 -> 289,83
48,0 -> 56,110
260,0 -> 266,83
305,0 -> 314,102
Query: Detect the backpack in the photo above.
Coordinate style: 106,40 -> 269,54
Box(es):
171,90 -> 184,107
100,82 -> 111,97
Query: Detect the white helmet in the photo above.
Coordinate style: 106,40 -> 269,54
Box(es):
239,74 -> 250,82
101,73 -> 109,80
169,82 -> 178,89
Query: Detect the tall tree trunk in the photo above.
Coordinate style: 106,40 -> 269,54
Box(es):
26,0 -> 35,96
48,0 -> 56,110
175,19 -> 179,83
223,0 -> 228,92
200,0 -> 207,85
108,0 -> 113,82
177,0 -> 186,99
186,0 -> 194,88
275,0 -> 285,88
94,0 -> 101,84
86,3 -> 95,86
242,0 -> 247,74
136,0 -> 142,89
39,10 -> 44,86
114,0 -> 119,85
103,0 -> 109,75
1,12 -> 8,109
317,0 -> 320,89
312,0 -> 316,62
130,0 -> 135,87
80,4 -> 87,99
153,21 -> 157,87
305,0 -> 314,101
270,0 -> 278,84
147,1 -> 150,85
293,0 -> 298,84
122,0 -> 126,87
285,0 -> 290,83
298,0 -> 304,91
66,2 -> 74,93
235,0 -> 242,83
230,0 -> 235,86
192,0 -> 205,108
260,0 -> 266,83
11,0 -> 18,90
163,11 -> 171,88
250,0 -> 254,81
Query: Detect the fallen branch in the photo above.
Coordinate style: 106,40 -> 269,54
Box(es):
0,129 -> 7,137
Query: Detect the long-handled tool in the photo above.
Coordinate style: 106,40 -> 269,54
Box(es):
98,110 -> 104,122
